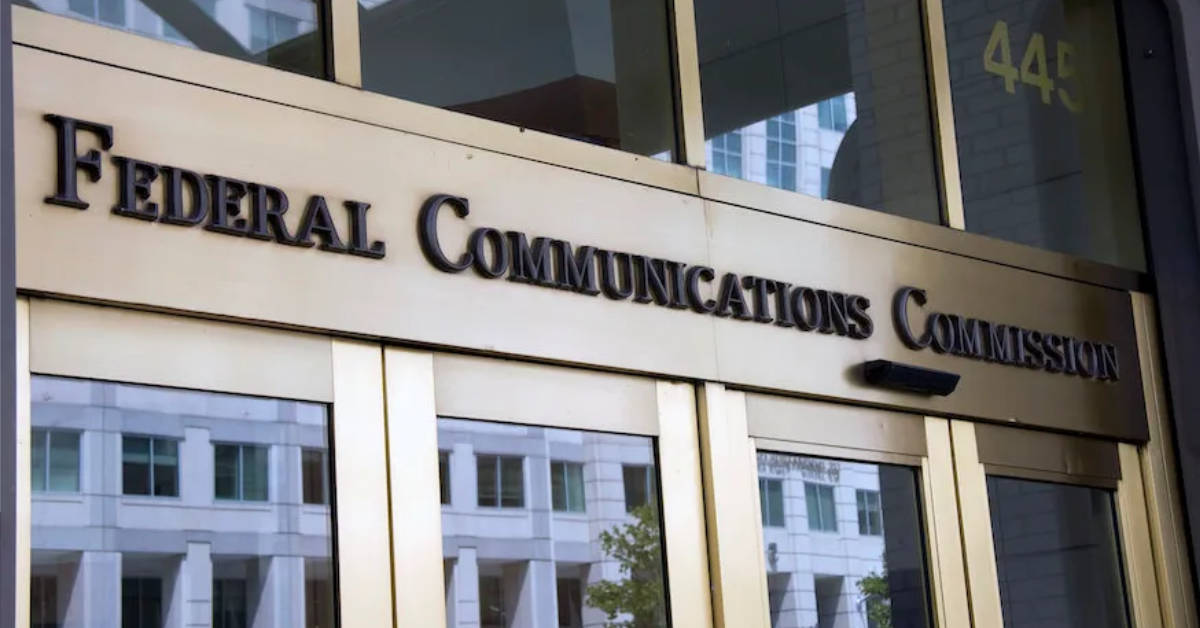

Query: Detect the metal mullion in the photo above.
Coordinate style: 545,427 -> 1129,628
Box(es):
920,0 -> 967,229
329,0 -> 361,87
148,437 -> 156,497
669,0 -> 706,168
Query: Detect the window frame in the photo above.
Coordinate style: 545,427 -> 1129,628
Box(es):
121,433 -> 180,498
475,453 -> 525,509
758,477 -> 785,528
803,481 -> 838,533
30,427 -> 81,493
549,459 -> 586,513
213,441 -> 270,502
856,488 -> 883,536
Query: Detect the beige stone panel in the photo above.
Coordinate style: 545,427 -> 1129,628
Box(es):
705,201 -> 1144,440
14,47 -> 719,383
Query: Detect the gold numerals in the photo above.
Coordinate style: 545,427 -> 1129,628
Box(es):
983,20 -> 1083,113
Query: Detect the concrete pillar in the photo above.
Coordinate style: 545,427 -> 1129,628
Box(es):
62,550 -> 121,628
452,442 -> 476,509
509,559 -> 555,628
251,555 -> 304,628
177,542 -> 213,628
452,547 -> 480,628
181,427 -> 212,507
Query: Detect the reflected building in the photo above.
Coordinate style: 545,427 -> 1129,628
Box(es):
438,418 -> 668,628
28,376 -> 336,628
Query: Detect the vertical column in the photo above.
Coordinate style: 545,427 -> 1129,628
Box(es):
330,0 -> 362,86
654,381 -> 713,628
697,383 -> 770,628
453,547 -> 481,628
383,347 -> 446,628
948,420 -> 1003,628
181,427 -> 211,507
509,559 -> 555,628
62,551 -> 121,628
251,555 -> 303,628
182,542 -> 213,628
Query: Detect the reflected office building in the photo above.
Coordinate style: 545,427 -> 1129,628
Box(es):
28,376 -> 336,628
438,418 -> 669,628
756,452 -> 929,628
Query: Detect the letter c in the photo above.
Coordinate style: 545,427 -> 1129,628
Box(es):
418,194 -> 473,272
893,286 -> 931,349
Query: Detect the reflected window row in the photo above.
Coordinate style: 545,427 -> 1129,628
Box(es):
31,427 -> 329,504
29,0 -> 1146,269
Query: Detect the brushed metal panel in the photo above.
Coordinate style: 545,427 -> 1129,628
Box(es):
974,422 -> 1121,481
745,393 -> 926,457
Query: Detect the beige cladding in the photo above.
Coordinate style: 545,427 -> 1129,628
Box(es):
13,45 -> 1146,440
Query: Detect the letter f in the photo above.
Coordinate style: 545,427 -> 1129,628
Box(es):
44,114 -> 114,209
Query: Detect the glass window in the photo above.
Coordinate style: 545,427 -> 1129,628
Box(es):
30,0 -> 326,78
31,575 -> 57,628
550,461 -> 586,513
695,0 -> 943,223
943,0 -> 1144,269
302,448 -> 328,505
122,577 -> 162,628
622,464 -> 656,513
440,418 -> 669,627
214,443 -> 269,501
988,476 -> 1130,627
759,477 -> 785,527
213,578 -> 247,628
804,482 -> 838,532
476,454 -> 525,508
710,130 -> 744,178
31,429 -> 80,493
30,375 -> 338,628
557,577 -> 584,628
757,452 -> 933,628
438,450 -> 451,505
857,489 -> 883,536
358,0 -> 677,158
123,435 -> 179,497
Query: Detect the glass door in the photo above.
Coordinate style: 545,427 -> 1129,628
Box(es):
950,420 -> 1165,628
16,297 -> 394,628
698,385 -> 973,628
380,350 -> 714,628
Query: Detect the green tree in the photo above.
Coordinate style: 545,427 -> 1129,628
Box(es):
856,569 -> 892,628
585,504 -> 667,628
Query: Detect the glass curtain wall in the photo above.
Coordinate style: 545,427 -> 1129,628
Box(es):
27,0 -> 326,77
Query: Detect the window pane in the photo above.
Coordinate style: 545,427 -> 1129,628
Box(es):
214,444 -> 239,500
302,449 -> 326,505
123,436 -> 151,496
500,456 -> 524,508
551,461 -> 567,511
359,0 -> 678,159
758,452 -> 933,628
48,431 -> 80,492
152,439 -> 178,497
438,450 -> 451,505
696,0 -> 942,223
944,0 -> 1143,269
30,0 -> 326,78
820,486 -> 838,532
31,375 -> 338,628
623,465 -> 650,512
440,418 -> 669,627
31,429 -> 47,493
242,445 -> 269,502
988,476 -> 1130,627
477,455 -> 498,507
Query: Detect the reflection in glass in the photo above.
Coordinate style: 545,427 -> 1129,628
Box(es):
695,0 -> 942,222
756,452 -> 932,628
988,476 -> 1130,627
943,0 -> 1144,269
29,375 -> 337,627
358,0 -> 677,158
439,417 -> 670,627
29,0 -> 325,78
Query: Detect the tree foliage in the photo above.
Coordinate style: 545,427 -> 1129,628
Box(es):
585,504 -> 667,628
856,570 -> 892,628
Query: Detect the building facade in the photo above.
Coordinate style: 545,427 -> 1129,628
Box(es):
4,0 -> 1200,627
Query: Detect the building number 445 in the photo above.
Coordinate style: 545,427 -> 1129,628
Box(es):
983,20 -> 1083,113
